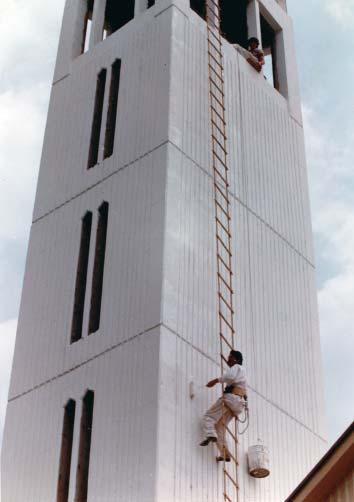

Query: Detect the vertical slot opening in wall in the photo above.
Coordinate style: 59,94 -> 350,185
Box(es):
261,14 -> 280,90
89,202 -> 109,334
88,69 -> 107,169
220,0 -> 248,47
71,212 -> 93,344
82,0 -> 94,54
75,391 -> 95,502
104,60 -> 121,159
104,0 -> 135,36
57,400 -> 76,502
190,0 -> 206,20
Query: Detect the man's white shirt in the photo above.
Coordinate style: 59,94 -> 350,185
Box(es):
219,364 -> 247,391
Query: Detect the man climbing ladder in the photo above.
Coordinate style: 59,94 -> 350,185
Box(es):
200,350 -> 247,462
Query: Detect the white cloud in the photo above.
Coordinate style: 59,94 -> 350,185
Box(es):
0,0 -> 64,243
0,319 -> 17,495
325,0 -> 354,28
303,106 -> 354,443
0,2 -> 63,491
0,87 -> 45,242
0,0 -> 65,84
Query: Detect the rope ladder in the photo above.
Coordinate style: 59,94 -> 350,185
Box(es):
205,1 -> 240,501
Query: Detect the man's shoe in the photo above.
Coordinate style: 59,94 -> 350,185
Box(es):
199,436 -> 217,446
216,455 -> 231,462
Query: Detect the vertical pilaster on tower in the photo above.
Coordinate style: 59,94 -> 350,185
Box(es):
90,0 -> 106,47
247,0 -> 262,43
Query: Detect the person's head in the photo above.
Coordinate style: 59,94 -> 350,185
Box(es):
248,37 -> 259,50
228,350 -> 243,367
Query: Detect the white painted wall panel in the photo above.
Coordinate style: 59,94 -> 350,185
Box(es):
2,330 -> 160,502
9,148 -> 166,399
169,6 -> 313,261
156,327 -> 325,502
162,144 -> 325,436
34,6 -> 173,220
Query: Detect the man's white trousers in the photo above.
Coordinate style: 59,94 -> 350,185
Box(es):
201,394 -> 245,456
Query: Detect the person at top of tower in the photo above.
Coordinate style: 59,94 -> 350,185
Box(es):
200,350 -> 247,462
247,37 -> 265,72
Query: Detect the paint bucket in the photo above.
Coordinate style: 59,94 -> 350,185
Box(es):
248,445 -> 270,478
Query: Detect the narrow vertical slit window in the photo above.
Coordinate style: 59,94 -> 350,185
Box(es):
82,0 -> 94,54
71,212 -> 93,344
190,0 -> 206,20
75,391 -> 95,502
57,400 -> 76,502
88,69 -> 107,169
261,15 -> 280,90
104,0 -> 135,36
104,60 -> 121,159
89,202 -> 109,334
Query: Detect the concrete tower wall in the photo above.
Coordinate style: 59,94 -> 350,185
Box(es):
2,1 -> 326,501
155,5 -> 325,500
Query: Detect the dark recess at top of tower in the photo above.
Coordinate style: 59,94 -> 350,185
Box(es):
105,0 -> 135,34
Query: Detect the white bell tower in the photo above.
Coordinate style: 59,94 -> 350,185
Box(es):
1,1 -> 326,501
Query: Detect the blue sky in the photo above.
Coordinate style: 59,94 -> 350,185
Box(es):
0,0 -> 353,490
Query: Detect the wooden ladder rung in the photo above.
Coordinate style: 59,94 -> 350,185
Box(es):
211,108 -> 226,129
210,78 -> 224,98
216,235 -> 232,257
217,253 -> 232,274
217,272 -> 233,293
210,106 -> 226,126
213,166 -> 229,187
206,15 -> 221,32
208,40 -> 223,59
212,134 -> 227,154
220,333 -> 233,351
208,50 -> 223,69
212,126 -> 227,145
224,469 -> 239,490
207,0 -> 221,11
216,217 -> 231,238
210,90 -> 225,110
209,75 -> 223,92
219,311 -> 234,332
219,292 -> 234,313
208,63 -> 224,84
207,24 -> 221,43
213,150 -> 228,169
215,198 -> 230,219
215,182 -> 229,203
210,81 -> 224,105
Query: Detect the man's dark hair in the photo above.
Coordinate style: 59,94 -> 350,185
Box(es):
248,37 -> 259,46
230,350 -> 243,365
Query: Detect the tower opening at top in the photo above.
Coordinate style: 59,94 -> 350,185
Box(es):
220,0 -> 248,47
190,0 -> 206,19
190,0 -> 248,48
104,0 -> 135,36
